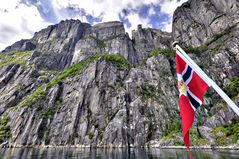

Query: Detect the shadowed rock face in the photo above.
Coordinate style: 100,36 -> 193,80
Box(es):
32,19 -> 91,69
0,0 -> 238,148
132,26 -> 172,64
3,40 -> 36,53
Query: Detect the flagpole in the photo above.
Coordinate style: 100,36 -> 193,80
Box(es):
172,42 -> 239,116
176,46 -> 211,87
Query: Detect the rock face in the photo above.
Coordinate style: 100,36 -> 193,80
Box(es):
72,21 -> 136,65
3,40 -> 36,53
0,0 -> 238,148
32,19 -> 91,69
132,25 -> 172,63
173,0 -> 239,47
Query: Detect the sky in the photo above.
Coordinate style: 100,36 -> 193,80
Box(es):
0,0 -> 188,51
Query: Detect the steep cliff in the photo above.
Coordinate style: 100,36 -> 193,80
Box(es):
173,0 -> 239,47
0,0 -> 238,148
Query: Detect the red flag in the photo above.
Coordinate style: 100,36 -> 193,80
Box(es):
176,52 -> 209,157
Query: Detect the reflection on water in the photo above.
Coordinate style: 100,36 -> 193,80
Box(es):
0,147 -> 239,159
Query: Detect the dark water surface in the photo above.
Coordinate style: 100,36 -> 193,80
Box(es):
0,148 -> 239,159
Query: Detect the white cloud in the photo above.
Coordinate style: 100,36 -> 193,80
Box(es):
49,0 -> 160,37
125,12 -> 152,36
49,0 -> 188,33
0,1 -> 50,51
159,0 -> 188,32
0,0 -> 189,50
161,21 -> 172,32
148,7 -> 156,16
160,0 -> 188,15
0,43 -> 6,51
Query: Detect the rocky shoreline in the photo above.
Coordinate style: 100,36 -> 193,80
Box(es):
1,140 -> 239,150
159,146 -> 239,150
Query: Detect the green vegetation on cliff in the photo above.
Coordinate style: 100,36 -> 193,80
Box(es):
190,128 -> 210,145
87,132 -> 94,139
224,77 -> 239,99
0,116 -> 10,143
14,53 -> 130,109
212,121 -> 239,146
149,48 -> 175,58
49,53 -> 102,86
101,53 -> 131,70
40,107 -> 56,119
207,23 -> 236,45
161,127 -> 210,146
140,85 -> 157,100
0,53 -> 6,59
148,44 -> 209,59
0,51 -> 32,67
182,45 -> 208,54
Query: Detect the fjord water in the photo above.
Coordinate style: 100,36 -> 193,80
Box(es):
0,148 -> 239,159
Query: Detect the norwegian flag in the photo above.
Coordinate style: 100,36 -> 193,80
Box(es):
176,52 -> 209,151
